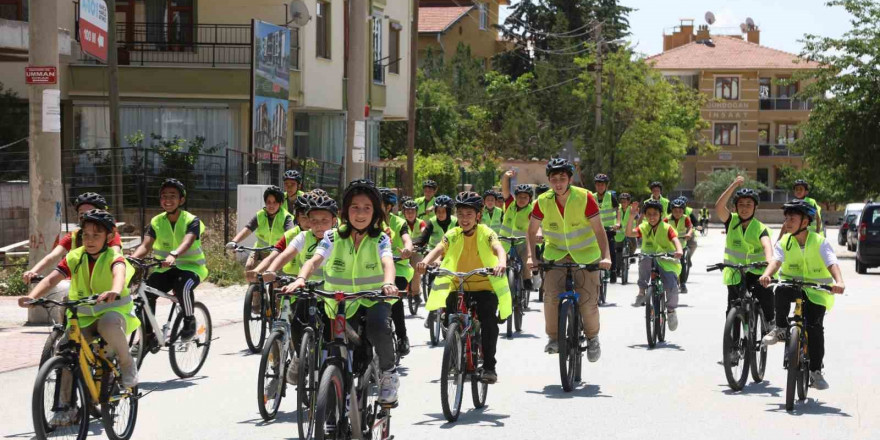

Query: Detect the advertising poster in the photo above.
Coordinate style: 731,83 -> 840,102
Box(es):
251,20 -> 290,160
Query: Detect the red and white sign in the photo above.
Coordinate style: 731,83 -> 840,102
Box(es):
25,67 -> 57,84
79,0 -> 108,63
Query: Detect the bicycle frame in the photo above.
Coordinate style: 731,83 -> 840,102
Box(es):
432,268 -> 494,373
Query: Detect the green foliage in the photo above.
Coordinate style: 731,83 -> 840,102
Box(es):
411,153 -> 460,197
774,165 -> 849,207
693,168 -> 767,205
793,0 -> 880,200
0,263 -> 27,296
202,213 -> 246,287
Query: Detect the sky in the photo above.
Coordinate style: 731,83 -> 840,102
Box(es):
499,0 -> 853,57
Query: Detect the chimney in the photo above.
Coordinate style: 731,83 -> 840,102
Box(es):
663,19 -> 696,51
747,25 -> 760,45
696,24 -> 710,42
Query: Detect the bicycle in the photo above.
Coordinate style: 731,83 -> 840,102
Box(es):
534,239 -> 545,302
417,246 -> 447,347
539,261 -> 601,392
433,267 -> 495,422
678,243 -> 692,289
769,280 -> 832,412
636,253 -> 677,349
231,244 -> 277,353
28,294 -> 139,440
699,217 -> 710,236
126,257 -> 212,378
310,287 -> 396,440
616,238 -> 635,286
498,236 -> 528,338
707,262 -> 769,391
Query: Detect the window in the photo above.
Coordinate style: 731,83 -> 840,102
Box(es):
758,123 -> 770,144
777,124 -> 797,144
665,74 -> 698,89
478,3 -> 488,30
290,28 -> 300,69
714,123 -> 738,145
759,77 -> 771,99
777,80 -> 798,98
372,16 -> 384,83
714,77 -> 739,100
316,1 -> 331,59
757,168 -> 769,185
0,0 -> 25,21
388,23 -> 400,75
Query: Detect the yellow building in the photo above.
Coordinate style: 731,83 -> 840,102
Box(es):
647,20 -> 820,203
417,0 -> 509,68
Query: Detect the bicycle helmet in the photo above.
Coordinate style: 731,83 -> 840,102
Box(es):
732,188 -> 760,206
619,192 -> 632,201
594,173 -> 610,183
283,169 -> 303,183
378,187 -> 398,205
308,195 -> 339,217
643,199 -> 664,214
546,158 -> 574,177
263,185 -> 285,204
422,179 -> 438,189
649,181 -> 662,190
670,198 -> 687,210
677,196 -> 689,205
73,192 -> 108,210
80,209 -> 116,233
514,184 -> 533,197
454,191 -> 484,211
782,199 -> 816,222
295,193 -> 312,213
535,184 -> 550,196
159,178 -> 186,198
399,195 -> 412,204
310,188 -> 328,198
792,179 -> 809,190
402,199 -> 419,211
483,189 -> 498,199
433,195 -> 453,210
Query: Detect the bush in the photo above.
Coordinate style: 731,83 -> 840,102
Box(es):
412,153 -> 459,197
202,213 -> 246,287
0,263 -> 28,296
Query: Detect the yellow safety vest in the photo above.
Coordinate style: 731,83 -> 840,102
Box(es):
594,191 -> 617,227
66,246 -> 139,334
255,209 -> 292,247
428,215 -> 458,248
537,187 -> 601,264
482,206 -> 503,234
387,214 -> 414,282
281,226 -> 302,275
499,201 -> 532,251
151,210 -> 208,281
722,214 -> 769,285
322,227 -> 396,318
780,232 -> 835,310
638,221 -> 681,275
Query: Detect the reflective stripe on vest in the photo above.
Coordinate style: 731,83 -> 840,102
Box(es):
638,222 -> 681,275
595,192 -> 616,227
428,216 -> 457,248
322,228 -> 393,318
387,214 -> 414,282
780,231 -> 835,310
722,214 -> 769,285
482,206 -> 503,234
66,246 -> 139,334
151,210 -> 208,280
537,187 -> 601,264
499,202 -> 532,250
255,209 -> 290,247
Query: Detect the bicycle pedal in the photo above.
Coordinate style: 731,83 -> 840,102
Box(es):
380,401 -> 399,409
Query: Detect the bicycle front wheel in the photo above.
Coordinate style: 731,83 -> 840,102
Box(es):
797,335 -> 810,402
314,365 -> 346,440
298,329 -> 319,440
32,355 -> 90,440
645,287 -> 657,348
722,308 -> 749,391
471,336 -> 488,409
170,302 -> 213,378
599,273 -> 607,305
243,284 -> 267,353
558,299 -> 579,392
440,323 -> 464,422
750,307 -> 768,383
785,326 -> 800,411
100,376 -> 138,440
39,328 -> 64,368
257,330 -> 285,421
657,291 -> 667,343
408,294 -> 418,316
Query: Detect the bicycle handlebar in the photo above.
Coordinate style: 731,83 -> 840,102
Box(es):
27,295 -> 100,308
126,256 -> 164,269
232,245 -> 276,253
633,252 -> 678,260
706,261 -> 768,272
28,275 -> 45,284
769,280 -> 833,293
538,261 -> 601,272
428,267 -> 495,279
497,236 -> 526,244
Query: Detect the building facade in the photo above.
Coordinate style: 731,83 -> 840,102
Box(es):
647,20 -> 819,203
417,0 -> 508,68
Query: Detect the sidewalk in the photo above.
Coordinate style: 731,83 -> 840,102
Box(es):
0,283 -> 248,373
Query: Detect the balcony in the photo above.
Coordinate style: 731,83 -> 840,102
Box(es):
759,144 -> 803,157
759,98 -> 814,111
760,190 -> 793,203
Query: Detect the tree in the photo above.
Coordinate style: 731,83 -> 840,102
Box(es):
694,168 -> 767,206
775,165 -> 850,208
794,0 -> 880,200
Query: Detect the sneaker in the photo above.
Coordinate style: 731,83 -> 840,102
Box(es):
523,279 -> 533,291
286,355 -> 300,384
587,337 -> 601,362
120,363 -> 138,389
378,370 -> 400,404
49,408 -> 78,427
482,369 -> 498,384
762,327 -> 786,346
680,284 -> 688,294
397,336 -> 411,356
179,316 -> 197,341
632,293 -> 645,307
544,339 -> 558,354
667,310 -> 679,331
810,370 -> 830,390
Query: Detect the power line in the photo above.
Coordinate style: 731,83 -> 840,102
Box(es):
417,75 -> 580,111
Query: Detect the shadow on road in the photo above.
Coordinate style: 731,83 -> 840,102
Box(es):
4,420 -> 104,439
238,410 -> 298,427
719,382 -> 783,397
505,332 -> 540,340
413,409 -> 509,428
140,375 -> 207,392
765,398 -> 853,417
220,349 -> 258,357
627,343 -> 685,351
525,384 -> 611,399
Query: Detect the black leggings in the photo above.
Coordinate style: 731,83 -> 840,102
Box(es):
775,287 -> 826,372
445,291 -> 499,371
145,268 -> 200,334
726,272 -> 775,325
391,277 -> 408,339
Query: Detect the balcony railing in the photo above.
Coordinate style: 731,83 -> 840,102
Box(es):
759,98 -> 814,111
760,189 -> 793,203
759,144 -> 803,157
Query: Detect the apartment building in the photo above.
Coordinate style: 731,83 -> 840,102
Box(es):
417,0 -> 508,68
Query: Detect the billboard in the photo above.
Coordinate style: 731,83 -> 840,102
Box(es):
79,0 -> 109,63
251,20 -> 290,160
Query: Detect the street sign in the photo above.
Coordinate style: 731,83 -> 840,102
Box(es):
79,0 -> 108,63
25,66 -> 57,84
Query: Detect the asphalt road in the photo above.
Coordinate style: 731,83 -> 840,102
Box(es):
2,227 -> 877,440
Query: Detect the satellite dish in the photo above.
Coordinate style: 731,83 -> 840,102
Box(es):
746,17 -> 755,28
705,11 -> 716,25
287,0 -> 311,28
739,23 -> 748,33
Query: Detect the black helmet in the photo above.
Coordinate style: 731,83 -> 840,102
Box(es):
74,192 -> 108,210
422,179 -> 438,189
733,188 -> 760,207
283,170 -> 303,183
535,184 -> 550,196
455,191 -> 484,211
546,158 -> 574,177
483,189 -> 498,199
433,195 -> 453,209
295,194 -> 312,212
670,198 -> 687,210
402,199 -> 418,211
782,199 -> 816,222
677,196 -> 689,205
649,181 -> 662,190
263,185 -> 284,204
594,173 -> 610,183
619,192 -> 632,201
643,199 -> 664,213
308,195 -> 338,217
80,209 -> 116,233
514,184 -> 533,197
310,188 -> 328,198
378,187 -> 398,205
793,179 -> 809,191
342,179 -> 381,208
160,178 -> 186,198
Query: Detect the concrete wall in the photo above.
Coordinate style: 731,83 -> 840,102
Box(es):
382,0 -> 411,120
298,0 -> 344,111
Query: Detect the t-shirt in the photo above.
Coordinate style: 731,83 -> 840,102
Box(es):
245,213 -> 295,232
57,231 -> 122,251
314,231 -> 393,267
773,237 -> 838,267
635,223 -> 678,241
56,254 -> 125,279
530,190 -> 600,220
439,230 -> 500,291
145,216 -> 202,239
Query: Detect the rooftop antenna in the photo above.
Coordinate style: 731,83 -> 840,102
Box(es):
705,11 -> 716,25
285,0 -> 311,28
746,17 -> 755,29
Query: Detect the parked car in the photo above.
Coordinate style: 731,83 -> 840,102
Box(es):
856,202 -> 880,274
839,213 -> 856,245
846,213 -> 861,251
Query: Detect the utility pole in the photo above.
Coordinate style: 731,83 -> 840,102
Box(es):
345,0 -> 368,182
27,0 -> 62,324
404,0 -> 418,197
106,0 -> 123,219
593,20 -> 603,163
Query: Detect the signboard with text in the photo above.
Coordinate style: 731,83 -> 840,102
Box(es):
25,67 -> 57,84
79,0 -> 108,63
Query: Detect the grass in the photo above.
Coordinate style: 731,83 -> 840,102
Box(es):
203,213 -> 247,287
0,263 -> 28,296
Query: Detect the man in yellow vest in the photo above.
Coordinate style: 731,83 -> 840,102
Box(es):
792,179 -> 824,236
501,169 -> 534,290
526,158 -> 611,359
419,191 -> 509,384
666,198 -> 694,293
414,179 -> 438,220
614,193 -> 637,275
226,185 -> 295,270
413,195 -> 457,249
402,199 -> 427,302
380,188 -> 415,356
481,190 -> 504,234
131,178 -> 207,344
759,200 -> 845,390
593,173 -> 621,283
281,169 -> 306,216
644,181 -> 670,217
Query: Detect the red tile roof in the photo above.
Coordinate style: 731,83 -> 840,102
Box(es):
646,36 -> 821,70
418,6 -> 473,33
